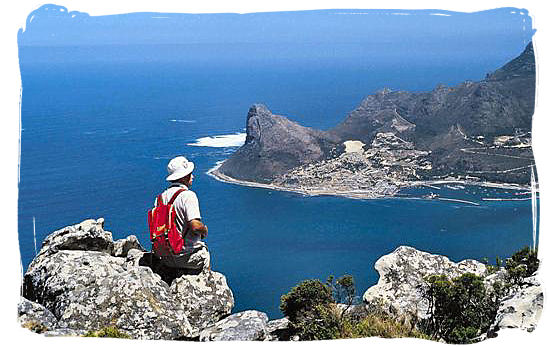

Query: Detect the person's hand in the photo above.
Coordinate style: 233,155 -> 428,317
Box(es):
201,225 -> 208,239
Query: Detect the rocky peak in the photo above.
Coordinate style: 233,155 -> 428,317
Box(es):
245,103 -> 274,145
216,104 -> 339,183
487,41 -> 535,81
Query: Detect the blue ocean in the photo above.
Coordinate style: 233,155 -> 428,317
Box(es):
18,8 -> 536,319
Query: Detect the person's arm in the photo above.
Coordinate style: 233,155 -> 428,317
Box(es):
189,219 -> 208,238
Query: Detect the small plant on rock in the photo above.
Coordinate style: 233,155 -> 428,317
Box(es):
84,326 -> 131,339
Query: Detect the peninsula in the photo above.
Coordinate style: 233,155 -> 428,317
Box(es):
211,43 -> 536,198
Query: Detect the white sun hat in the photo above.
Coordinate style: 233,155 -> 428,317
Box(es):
166,156 -> 195,181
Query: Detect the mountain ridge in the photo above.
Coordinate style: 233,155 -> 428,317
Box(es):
216,42 -> 536,192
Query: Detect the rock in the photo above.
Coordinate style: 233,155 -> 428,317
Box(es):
363,246 -> 486,320
112,235 -> 145,257
21,218 -> 238,340
170,270 -> 234,332
489,275 -> 543,334
199,310 -> 269,341
43,328 -> 88,337
36,218 -> 113,258
216,104 -> 339,183
266,317 -> 291,341
23,249 -> 194,339
18,297 -> 58,333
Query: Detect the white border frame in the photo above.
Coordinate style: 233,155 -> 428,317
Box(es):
2,1 -> 547,347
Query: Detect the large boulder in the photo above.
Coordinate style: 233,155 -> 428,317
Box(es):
171,270 -> 234,331
21,218 -> 235,339
23,249 -> 194,339
199,310 -> 269,341
363,246 -> 486,319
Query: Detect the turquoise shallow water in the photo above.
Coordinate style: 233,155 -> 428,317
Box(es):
18,47 -> 536,318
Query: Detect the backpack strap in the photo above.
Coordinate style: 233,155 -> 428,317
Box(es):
168,188 -> 187,205
166,188 -> 187,232
155,194 -> 164,207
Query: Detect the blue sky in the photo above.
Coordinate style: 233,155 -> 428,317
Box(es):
19,5 -> 533,46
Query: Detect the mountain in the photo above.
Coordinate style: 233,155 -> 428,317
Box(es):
216,104 -> 339,183
216,42 -> 536,190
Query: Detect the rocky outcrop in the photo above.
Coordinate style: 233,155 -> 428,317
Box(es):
171,270 -> 235,331
19,220 -> 543,341
113,235 -> 145,257
363,246 -> 544,336
21,218 -> 234,339
216,104 -> 339,183
489,274 -> 543,334
199,310 -> 269,341
363,246 -> 487,320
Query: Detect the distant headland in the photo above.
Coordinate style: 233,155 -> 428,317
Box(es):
211,43 -> 536,199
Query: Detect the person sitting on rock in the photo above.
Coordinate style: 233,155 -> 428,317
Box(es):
151,156 -> 210,278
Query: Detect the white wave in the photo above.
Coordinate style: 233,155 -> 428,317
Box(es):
170,119 -> 196,123
430,13 -> 451,16
188,133 -> 246,148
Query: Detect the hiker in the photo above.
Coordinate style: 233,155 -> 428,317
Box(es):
148,156 -> 210,277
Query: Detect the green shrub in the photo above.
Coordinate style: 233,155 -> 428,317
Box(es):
422,273 -> 503,344
481,256 -> 502,275
281,276 -> 430,341
505,246 -> 539,284
280,279 -> 334,321
84,326 -> 131,338
293,304 -> 342,340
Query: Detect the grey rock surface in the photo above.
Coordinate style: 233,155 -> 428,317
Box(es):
171,270 -> 235,332
43,328 -> 88,337
18,297 -> 58,333
36,218 -> 113,258
199,310 -> 269,341
489,274 -> 544,333
21,218 -> 234,340
112,235 -> 145,257
217,104 -> 339,183
24,249 -> 193,339
363,246 -> 486,320
266,317 -> 291,341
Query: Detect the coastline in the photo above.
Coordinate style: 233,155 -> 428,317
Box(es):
207,160 -> 533,201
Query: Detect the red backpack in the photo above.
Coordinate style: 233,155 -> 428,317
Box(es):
148,188 -> 187,256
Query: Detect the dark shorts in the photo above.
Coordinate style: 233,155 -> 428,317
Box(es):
158,246 -> 210,270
